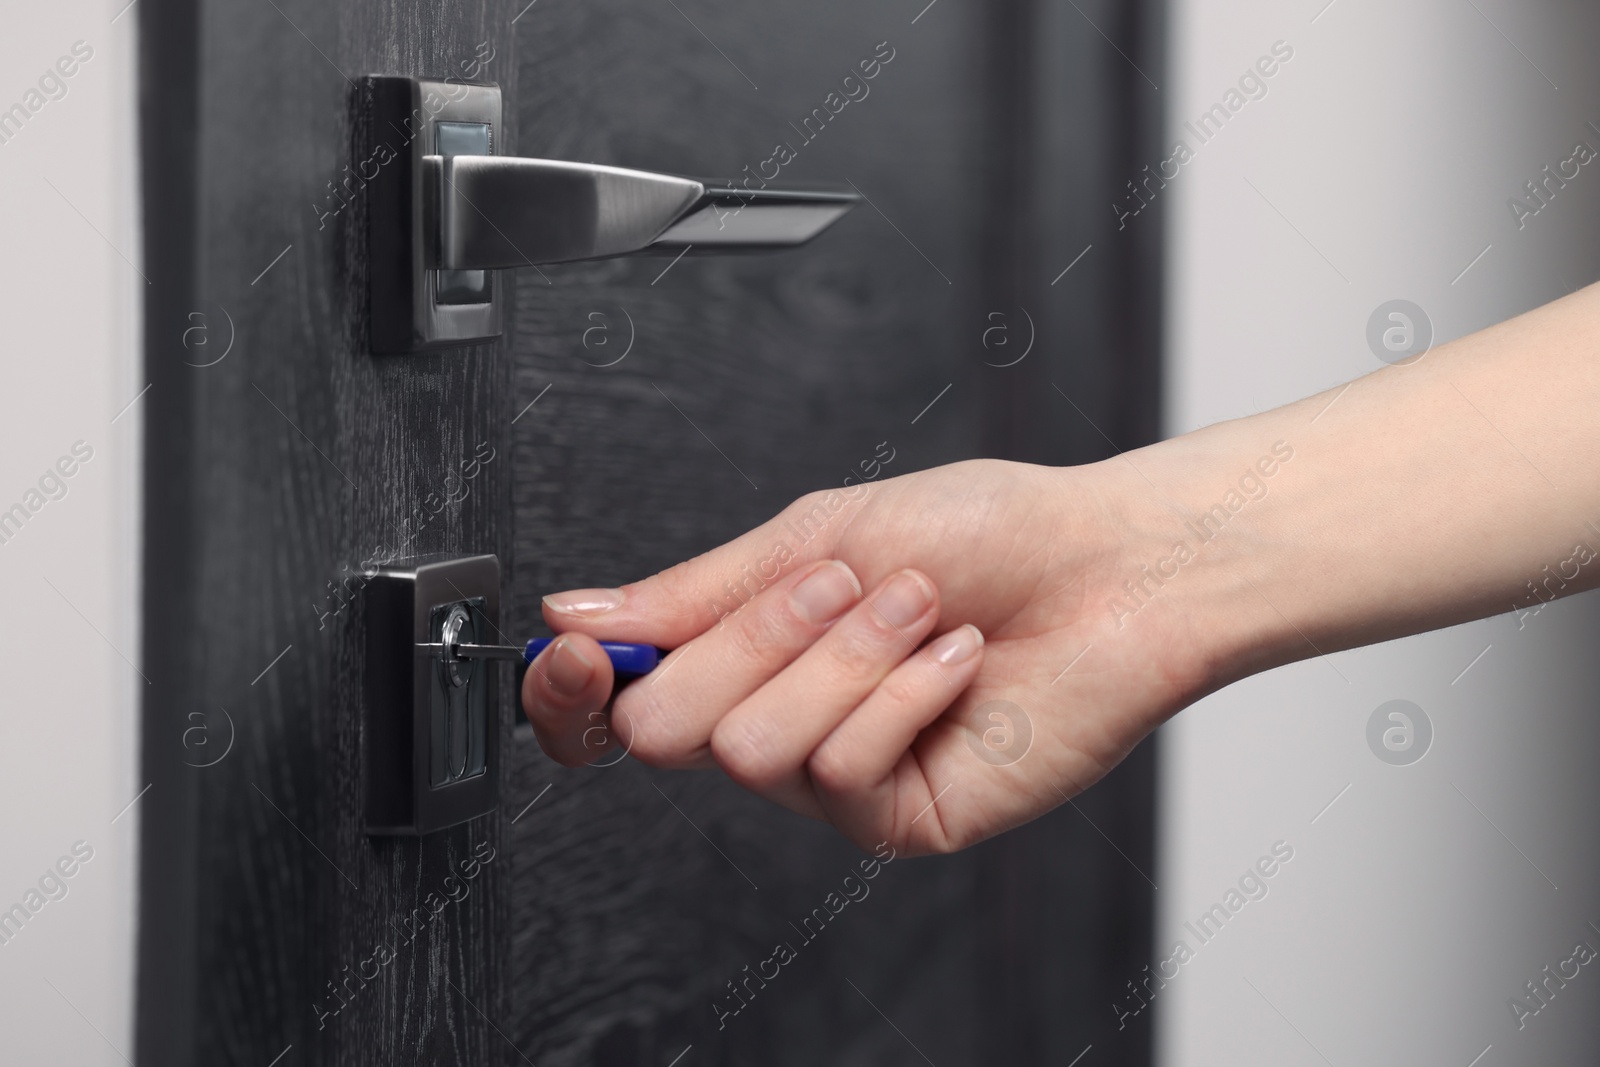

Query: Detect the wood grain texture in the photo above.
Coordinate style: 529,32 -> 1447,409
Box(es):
503,1 -> 1162,1065
140,0 -> 1161,1063
139,0 -> 521,1064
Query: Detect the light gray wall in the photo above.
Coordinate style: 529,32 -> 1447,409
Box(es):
0,2 -> 140,1061
1158,1 -> 1600,1064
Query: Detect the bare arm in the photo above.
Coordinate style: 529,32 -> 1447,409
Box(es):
521,282 -> 1600,854
1137,281 -> 1600,690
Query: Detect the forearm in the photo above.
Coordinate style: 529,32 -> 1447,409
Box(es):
1112,282 -> 1600,691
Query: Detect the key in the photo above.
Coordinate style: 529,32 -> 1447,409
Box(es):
417,637 -> 662,676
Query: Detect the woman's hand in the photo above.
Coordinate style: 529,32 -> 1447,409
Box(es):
524,281 -> 1600,855
521,457 -> 1219,856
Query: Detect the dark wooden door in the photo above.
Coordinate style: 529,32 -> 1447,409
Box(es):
138,1 -> 1163,1065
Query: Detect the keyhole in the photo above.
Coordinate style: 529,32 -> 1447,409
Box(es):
437,604 -> 476,780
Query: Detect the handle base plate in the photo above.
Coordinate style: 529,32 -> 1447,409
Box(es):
363,76 -> 504,354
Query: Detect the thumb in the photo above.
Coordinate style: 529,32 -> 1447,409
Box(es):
541,486 -> 870,647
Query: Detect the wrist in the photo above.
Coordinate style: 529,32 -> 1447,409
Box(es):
1074,283 -> 1600,714
1075,420 -> 1307,707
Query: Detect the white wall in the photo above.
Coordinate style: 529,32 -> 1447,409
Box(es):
0,2 -> 140,1060
1159,1 -> 1600,1064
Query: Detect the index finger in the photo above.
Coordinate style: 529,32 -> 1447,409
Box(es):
541,486 -> 873,647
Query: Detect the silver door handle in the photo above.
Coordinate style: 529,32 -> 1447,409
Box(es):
364,75 -> 858,353
428,156 -> 857,269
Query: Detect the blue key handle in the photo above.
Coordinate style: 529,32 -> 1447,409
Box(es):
522,638 -> 661,676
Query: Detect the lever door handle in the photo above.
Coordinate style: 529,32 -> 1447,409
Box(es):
364,75 -> 858,353
428,156 -> 857,269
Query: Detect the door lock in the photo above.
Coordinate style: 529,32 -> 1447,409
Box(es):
364,554 -> 500,835
361,75 -> 859,353
364,552 -> 666,834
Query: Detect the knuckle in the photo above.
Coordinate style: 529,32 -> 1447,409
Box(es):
710,717 -> 783,791
725,600 -> 798,661
873,668 -> 928,711
612,689 -> 694,766
778,490 -> 846,546
906,813 -> 969,857
618,719 -> 681,767
651,557 -> 706,607
935,824 -> 977,854
781,489 -> 828,526
806,742 -> 861,795
828,621 -> 902,675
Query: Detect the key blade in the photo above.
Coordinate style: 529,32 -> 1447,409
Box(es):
456,643 -> 529,661
415,641 -> 527,661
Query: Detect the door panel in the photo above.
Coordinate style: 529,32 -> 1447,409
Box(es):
504,2 -> 1159,1065
139,0 -> 1161,1064
139,1 -> 517,1064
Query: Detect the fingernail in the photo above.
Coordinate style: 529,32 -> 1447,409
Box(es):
545,637 -> 595,697
789,561 -> 862,625
543,588 -> 625,616
931,624 -> 984,665
874,571 -> 934,629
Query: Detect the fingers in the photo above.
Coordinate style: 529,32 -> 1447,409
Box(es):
810,624 -> 987,788
606,560 -> 864,768
519,632 -> 618,767
807,625 -> 985,847
540,487 -> 873,648
706,570 -> 956,813
521,559 -> 987,852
